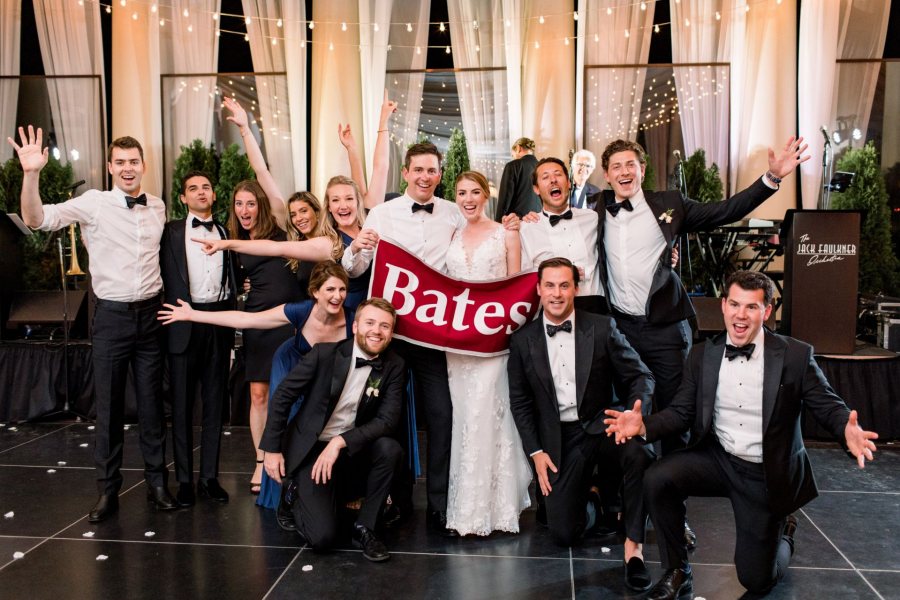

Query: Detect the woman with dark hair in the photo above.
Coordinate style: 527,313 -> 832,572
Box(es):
159,262 -> 354,510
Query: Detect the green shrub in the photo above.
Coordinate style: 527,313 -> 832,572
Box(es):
441,128 -> 470,201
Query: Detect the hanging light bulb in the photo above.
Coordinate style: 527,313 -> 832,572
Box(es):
539,15 -> 545,24
606,7 -> 612,15
640,1 -> 647,10
406,23 -> 412,32
182,8 -> 188,17
654,24 -> 660,33
212,12 -> 218,21
277,18 -> 283,28
439,22 -> 445,32
373,23 -> 379,32
150,4 -> 157,14
244,33 -> 249,41
573,12 -> 578,21
159,18 -> 165,26
245,16 -> 251,26
308,20 -> 315,30
329,41 -> 334,51
624,29 -> 630,38
534,40 -> 540,49
564,37 -> 570,46
341,22 -> 347,31
445,45 -> 450,54
272,38 -> 278,45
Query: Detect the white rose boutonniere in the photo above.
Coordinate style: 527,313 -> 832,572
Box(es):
658,208 -> 674,224
365,377 -> 381,398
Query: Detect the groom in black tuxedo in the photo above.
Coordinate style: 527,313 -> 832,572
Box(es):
508,257 -> 657,592
160,171 -> 236,506
604,271 -> 878,599
261,298 -> 405,562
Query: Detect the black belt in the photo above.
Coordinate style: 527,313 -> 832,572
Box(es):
610,307 -> 648,323
191,299 -> 232,312
95,293 -> 162,312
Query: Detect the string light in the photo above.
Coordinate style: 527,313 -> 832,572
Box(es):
328,41 -> 334,51
212,12 -> 218,20
534,40 -> 540,49
539,15 -> 545,24
473,20 -> 479,30
119,0 -> 126,6
341,22 -> 347,31
406,23 -> 412,32
715,11 -> 721,20
373,23 -> 379,32
105,5 -> 111,14
685,18 -> 690,27
131,12 -> 137,20
187,23 -> 193,32
655,24 -> 660,33
606,7 -> 612,15
439,22 -> 445,32
624,29 -> 630,38
150,4 -> 157,13
564,37 -> 570,46
445,45 -> 450,54
640,2 -> 647,10
308,20 -> 314,30
182,8 -> 188,18
245,16 -> 251,26
271,38 -> 277,45
244,33 -> 249,41
159,18 -> 164,26
277,18 -> 283,28
573,12 -> 578,21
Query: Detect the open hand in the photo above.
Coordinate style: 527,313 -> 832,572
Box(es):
8,125 -> 49,173
337,123 -> 356,150
603,399 -> 646,444
844,410 -> 878,468
379,90 -> 398,128
223,97 -> 250,131
350,228 -> 379,253
158,299 -> 194,325
768,136 -> 810,179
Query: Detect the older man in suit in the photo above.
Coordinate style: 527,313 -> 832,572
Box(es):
604,271 -> 878,598
508,257 -> 657,592
570,149 -> 600,210
261,298 -> 405,562
160,171 -> 235,507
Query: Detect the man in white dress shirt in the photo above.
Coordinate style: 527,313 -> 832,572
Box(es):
604,271 -> 878,599
10,126 -> 175,522
342,142 -> 465,536
519,157 -> 605,315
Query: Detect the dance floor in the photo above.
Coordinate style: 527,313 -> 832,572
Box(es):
0,422 -> 897,599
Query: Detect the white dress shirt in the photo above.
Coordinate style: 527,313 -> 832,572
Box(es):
713,327 -> 766,463
319,342 -> 376,441
38,186 -> 164,302
603,189 -> 667,316
519,208 -> 601,297
342,193 -> 466,276
185,211 -> 227,303
543,313 -> 579,423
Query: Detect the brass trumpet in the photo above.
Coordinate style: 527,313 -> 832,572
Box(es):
66,223 -> 85,276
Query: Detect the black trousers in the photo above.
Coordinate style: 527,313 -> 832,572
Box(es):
291,437 -> 402,550
91,297 -> 167,495
169,305 -> 233,483
391,339 -> 452,513
645,438 -> 793,594
546,422 -> 654,547
613,313 -> 691,455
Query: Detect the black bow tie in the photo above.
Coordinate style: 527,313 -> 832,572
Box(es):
725,343 -> 755,361
355,356 -> 383,370
605,197 -> 633,217
546,320 -> 572,337
547,210 -> 573,227
192,217 -> 214,231
125,194 -> 147,209
411,202 -> 434,214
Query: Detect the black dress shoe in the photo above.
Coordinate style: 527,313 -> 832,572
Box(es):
88,494 -> 119,523
624,556 -> 652,591
381,501 -> 412,529
176,483 -> 195,508
146,485 -> 178,511
352,523 -> 390,562
198,478 -> 229,503
646,567 -> 693,600
427,510 -> 459,538
684,520 -> 697,552
782,514 -> 798,554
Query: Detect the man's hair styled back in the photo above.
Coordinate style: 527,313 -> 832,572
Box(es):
531,157 -> 570,186
724,270 -> 776,306
180,170 -> 215,195
538,257 -> 580,286
404,142 -> 443,170
356,297 -> 398,325
600,139 -> 646,171
107,136 -> 144,163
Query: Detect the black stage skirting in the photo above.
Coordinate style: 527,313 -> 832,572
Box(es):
0,341 -> 251,425
0,341 -> 897,440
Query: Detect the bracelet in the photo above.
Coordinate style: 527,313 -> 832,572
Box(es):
377,129 -> 388,133
765,170 -> 782,185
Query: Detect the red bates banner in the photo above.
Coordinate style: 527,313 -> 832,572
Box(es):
368,238 -> 541,356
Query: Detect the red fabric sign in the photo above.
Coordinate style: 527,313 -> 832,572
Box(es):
367,238 -> 541,356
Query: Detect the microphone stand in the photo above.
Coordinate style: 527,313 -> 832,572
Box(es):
673,153 -> 694,289
821,132 -> 833,210
57,237 -> 70,414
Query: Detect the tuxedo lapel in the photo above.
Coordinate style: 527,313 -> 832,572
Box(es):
529,319 -> 558,416
761,331 -> 786,434
701,337 -> 724,431
644,193 -> 675,245
327,341 -> 354,416
172,219 -> 189,287
574,314 -> 593,409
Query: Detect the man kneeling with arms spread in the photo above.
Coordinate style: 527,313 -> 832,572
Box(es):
605,270 -> 878,598
261,298 -> 405,562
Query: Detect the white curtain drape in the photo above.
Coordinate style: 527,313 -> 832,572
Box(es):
581,1 -> 655,174
33,0 -> 106,191
358,0 -> 392,182
283,2 -> 308,190
670,0 -> 730,184
383,1 -> 430,193
0,0 -> 21,161
243,0 -> 297,197
160,1 -> 219,199
798,0 -> 889,209
447,0 -> 509,185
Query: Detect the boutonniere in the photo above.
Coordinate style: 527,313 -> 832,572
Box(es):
658,208 -> 674,224
365,376 -> 382,398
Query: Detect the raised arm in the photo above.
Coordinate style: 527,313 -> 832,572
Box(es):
223,97 -> 286,225
158,299 -> 290,330
8,126 -> 49,228
362,92 -> 398,209
191,236 -> 333,261
338,123 -> 368,197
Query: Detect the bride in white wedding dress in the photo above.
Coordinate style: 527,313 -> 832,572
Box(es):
444,171 -> 532,536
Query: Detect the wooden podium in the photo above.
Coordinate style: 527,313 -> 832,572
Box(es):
781,210 -> 860,355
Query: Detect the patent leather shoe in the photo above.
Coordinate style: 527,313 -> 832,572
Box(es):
624,556 -> 652,591
684,520 -> 698,552
146,485 -> 178,511
352,523 -> 390,562
276,481 -> 298,532
427,510 -> 459,538
646,567 -> 693,600
198,478 -> 229,503
88,494 -> 118,523
176,483 -> 195,507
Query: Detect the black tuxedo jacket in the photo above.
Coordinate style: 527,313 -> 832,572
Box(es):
160,218 -> 237,354
259,339 -> 405,476
594,178 -> 775,324
495,154 -> 540,221
573,181 -> 600,210
645,330 -> 851,517
508,310 -> 654,471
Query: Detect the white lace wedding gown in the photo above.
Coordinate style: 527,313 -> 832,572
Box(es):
444,226 -> 532,536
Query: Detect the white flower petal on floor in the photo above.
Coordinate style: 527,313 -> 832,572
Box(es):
302,565 -> 313,572
47,469 -> 56,474
79,443 -> 89,448
12,552 -> 23,560
82,532 -> 95,538
144,531 -> 155,538
57,461 -> 66,466
96,555 -> 108,561
4,511 -> 13,518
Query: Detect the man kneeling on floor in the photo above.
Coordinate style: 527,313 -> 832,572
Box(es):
604,270 -> 878,598
260,298 -> 405,562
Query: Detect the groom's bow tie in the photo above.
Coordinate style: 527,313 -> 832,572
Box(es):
546,320 -> 572,337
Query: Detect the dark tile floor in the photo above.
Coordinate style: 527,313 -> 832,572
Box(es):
0,422 -> 896,599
